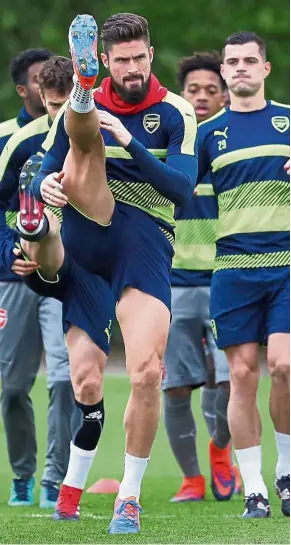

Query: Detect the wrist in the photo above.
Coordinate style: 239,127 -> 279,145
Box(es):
122,131 -> 132,149
124,135 -> 135,151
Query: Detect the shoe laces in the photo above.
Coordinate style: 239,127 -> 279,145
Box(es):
179,483 -> 192,494
179,480 -> 201,495
42,481 -> 59,502
276,475 -> 290,499
214,456 -> 232,481
57,488 -> 80,516
245,493 -> 265,512
116,500 -> 143,524
13,479 -> 31,502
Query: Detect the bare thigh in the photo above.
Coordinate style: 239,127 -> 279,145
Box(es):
62,137 -> 114,225
117,287 -> 170,378
21,209 -> 64,280
66,325 -> 106,404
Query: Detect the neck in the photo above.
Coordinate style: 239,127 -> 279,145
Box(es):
23,100 -> 42,120
229,87 -> 266,113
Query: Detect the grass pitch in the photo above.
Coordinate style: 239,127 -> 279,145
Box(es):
0,375 -> 289,544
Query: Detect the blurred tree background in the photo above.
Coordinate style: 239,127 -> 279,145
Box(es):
0,0 -> 289,121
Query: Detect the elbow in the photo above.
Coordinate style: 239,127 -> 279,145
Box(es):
174,179 -> 196,206
173,193 -> 189,207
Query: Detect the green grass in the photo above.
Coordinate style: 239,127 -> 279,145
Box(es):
0,375 -> 289,544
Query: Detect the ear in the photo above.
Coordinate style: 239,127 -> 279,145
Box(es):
39,89 -> 46,108
149,46 -> 154,64
180,90 -> 185,98
220,63 -> 225,81
16,84 -> 28,99
264,61 -> 271,79
101,53 -> 109,69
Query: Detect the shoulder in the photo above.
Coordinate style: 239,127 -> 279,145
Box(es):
3,115 -> 50,157
198,108 -> 227,133
0,118 -> 19,139
197,108 -> 228,145
19,114 -> 50,139
270,100 -> 290,110
162,91 -> 195,117
269,100 -> 290,119
42,102 -> 68,152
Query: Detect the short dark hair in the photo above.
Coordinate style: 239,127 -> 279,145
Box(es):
101,13 -> 150,54
38,56 -> 74,95
10,48 -> 54,85
178,51 -> 226,90
223,31 -> 266,60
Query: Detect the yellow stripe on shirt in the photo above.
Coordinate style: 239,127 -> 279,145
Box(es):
211,144 -> 290,172
163,91 -> 197,155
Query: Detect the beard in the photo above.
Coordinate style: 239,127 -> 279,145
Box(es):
229,81 -> 261,98
27,91 -> 46,115
111,73 -> 151,104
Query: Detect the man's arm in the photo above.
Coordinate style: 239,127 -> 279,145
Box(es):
99,106 -> 198,206
196,124 -> 211,185
0,135 -> 29,270
31,108 -> 69,201
125,138 -> 197,206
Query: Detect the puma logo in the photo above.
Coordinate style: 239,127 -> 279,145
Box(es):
214,127 -> 228,139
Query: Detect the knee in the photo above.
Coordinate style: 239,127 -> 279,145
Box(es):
67,328 -> 106,404
73,365 -> 104,404
229,358 -> 259,393
130,354 -> 162,394
73,374 -> 102,404
218,381 -> 230,394
71,353 -> 105,404
268,356 -> 290,383
1,385 -> 26,404
164,386 -> 192,400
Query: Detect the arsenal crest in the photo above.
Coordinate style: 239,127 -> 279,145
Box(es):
0,308 -> 7,329
143,114 -> 160,134
271,116 -> 290,133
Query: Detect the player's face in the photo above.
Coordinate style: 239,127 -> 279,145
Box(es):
16,62 -> 47,116
182,69 -> 225,122
40,88 -> 70,120
221,42 -> 271,97
101,40 -> 154,104
26,62 -> 47,114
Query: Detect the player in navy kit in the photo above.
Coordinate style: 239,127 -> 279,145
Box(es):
163,51 -> 240,504
197,31 -> 290,518
17,13 -> 198,534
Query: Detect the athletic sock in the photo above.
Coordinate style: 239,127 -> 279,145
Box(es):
119,453 -> 149,501
63,399 -> 105,489
69,76 -> 95,114
235,445 -> 268,498
163,392 -> 201,477
201,387 -> 216,437
63,442 -> 97,489
213,384 -> 231,449
275,431 -> 290,479
73,398 -> 104,451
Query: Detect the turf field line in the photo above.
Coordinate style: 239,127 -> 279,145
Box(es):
26,513 -> 177,520
24,513 -> 245,520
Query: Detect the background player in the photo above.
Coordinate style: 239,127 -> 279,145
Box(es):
197,31 -> 290,518
0,56 -> 75,508
0,49 -> 54,153
163,51 -> 241,503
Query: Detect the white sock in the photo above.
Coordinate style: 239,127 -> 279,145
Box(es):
235,445 -> 268,498
63,442 -> 97,489
275,431 -> 290,479
69,77 -> 95,114
118,453 -> 149,501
